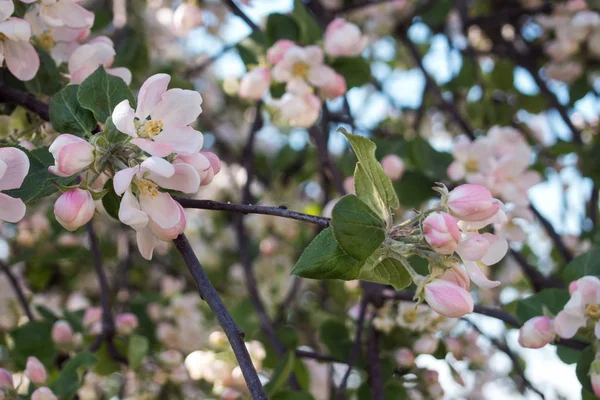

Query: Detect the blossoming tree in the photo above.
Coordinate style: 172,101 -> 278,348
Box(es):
0,0 -> 598,399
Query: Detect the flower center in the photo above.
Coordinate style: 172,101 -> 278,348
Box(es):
465,158 -> 479,172
0,33 -> 7,41
586,304 -> 600,319
137,179 -> 159,198
138,119 -> 163,139
292,62 -> 309,78
36,32 -> 55,52
403,310 -> 417,323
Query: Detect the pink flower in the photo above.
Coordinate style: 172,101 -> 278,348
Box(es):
0,13 -> 40,81
54,189 -> 95,231
267,40 -> 295,65
68,36 -> 131,84
0,368 -> 12,390
271,46 -> 337,89
381,154 -> 405,181
394,348 -> 414,368
48,134 -> 94,177
83,306 -> 102,328
116,313 -> 138,335
423,279 -> 474,318
172,3 -> 203,37
412,335 -> 438,354
446,184 -> 500,222
0,147 -> 29,223
422,212 -> 461,255
27,0 -> 95,29
555,276 -> 600,339
518,316 -> 555,349
239,67 -> 271,100
324,18 -> 368,57
112,74 -> 204,157
277,92 -> 321,128
592,361 -> 600,398
26,356 -> 47,384
31,387 -> 57,400
51,320 -> 74,345
319,72 -> 347,100
173,151 -> 221,186
439,265 -> 470,290
456,233 -> 505,289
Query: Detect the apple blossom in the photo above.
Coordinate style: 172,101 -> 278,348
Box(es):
0,11 -> 40,81
83,306 -> 102,328
51,320 -> 74,345
544,61 -> 583,83
277,91 -> 321,128
21,0 -> 94,29
518,316 -> 555,349
266,39 -> 295,65
381,154 -> 405,181
160,349 -> 184,369
423,279 -> 474,318
172,3 -> 203,37
0,147 -> 29,223
271,46 -> 338,89
554,276 -> 600,339
112,73 -> 204,157
394,348 -> 414,368
0,368 -> 12,390
116,313 -> 139,335
422,212 -> 461,255
54,189 -> 95,231
446,184 -> 500,222
26,356 -> 47,384
68,36 -> 131,84
238,67 -> 271,100
48,134 -> 95,177
323,18 -> 368,57
412,335 -> 438,354
31,387 -> 57,400
318,72 -> 347,100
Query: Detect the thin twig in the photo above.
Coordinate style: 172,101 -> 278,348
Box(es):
222,0 -> 261,33
366,321 -> 384,400
336,296 -> 368,399
0,260 -> 34,321
173,234 -> 267,399
309,125 -> 347,195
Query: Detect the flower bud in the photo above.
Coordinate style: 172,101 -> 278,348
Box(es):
173,151 -> 221,186
394,348 -> 414,368
381,154 -> 405,181
324,18 -> 368,57
422,212 -> 461,255
444,337 -> 463,359
267,40 -> 296,65
446,184 -> 500,222
159,349 -> 183,369
0,368 -> 13,390
26,356 -> 47,384
51,320 -> 74,345
518,316 -> 555,349
278,92 -> 321,128
423,369 -> 439,385
54,189 -> 95,231
115,313 -> 138,335
83,306 -> 102,328
239,67 -> 271,100
423,280 -> 474,318
413,335 -> 438,355
439,265 -> 470,290
48,134 -> 95,177
319,72 -> 347,100
31,387 -> 57,400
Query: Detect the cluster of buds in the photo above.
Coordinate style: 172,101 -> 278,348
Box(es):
0,358 -> 58,400
238,18 -> 367,127
44,73 -> 220,259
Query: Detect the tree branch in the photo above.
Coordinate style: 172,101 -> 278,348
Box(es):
366,322 -> 384,400
0,82 -> 50,121
0,260 -> 34,321
173,233 -> 267,399
222,0 -> 261,33
337,295 -> 368,399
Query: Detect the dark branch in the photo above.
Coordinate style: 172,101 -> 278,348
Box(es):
529,205 -> 573,262
222,0 -> 261,33
337,295 -> 368,398
366,323 -> 384,400
0,82 -> 50,121
173,234 -> 267,399
0,260 -> 34,321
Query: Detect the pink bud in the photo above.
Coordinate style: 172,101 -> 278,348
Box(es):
423,280 -> 474,318
381,155 -> 405,181
444,337 -> 463,359
239,67 -> 271,100
446,184 -> 500,222
440,265 -> 470,290
173,152 -> 221,186
422,212 -> 461,255
423,369 -> 439,385
31,387 -> 57,400
394,348 -> 414,368
115,313 -> 138,335
324,18 -> 367,57
83,306 -> 102,328
266,40 -> 296,65
26,356 -> 47,384
0,368 -> 13,390
413,336 -> 438,355
343,176 -> 355,194
48,134 -> 95,177
319,72 -> 347,100
51,320 -> 74,345
54,189 -> 95,231
518,316 -> 555,349
159,349 -> 183,369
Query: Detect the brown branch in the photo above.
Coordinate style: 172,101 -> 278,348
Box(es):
366,322 -> 384,400
0,82 -> 50,121
222,0 -> 261,33
0,260 -> 34,321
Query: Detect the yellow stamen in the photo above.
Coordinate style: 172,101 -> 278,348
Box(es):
139,120 -> 164,139
292,62 -> 309,78
465,158 -> 479,173
403,310 -> 417,323
586,304 -> 600,319
0,33 -> 7,41
137,179 -> 159,198
36,32 -> 55,52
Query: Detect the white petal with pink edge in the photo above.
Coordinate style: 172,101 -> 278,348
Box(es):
0,193 -> 26,223
0,147 -> 29,191
135,73 -> 170,120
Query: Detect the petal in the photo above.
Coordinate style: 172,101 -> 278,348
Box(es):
0,193 -> 26,223
131,138 -> 172,157
554,309 -> 586,339
135,73 -> 170,120
69,65 -> 96,84
53,1 -> 94,28
106,67 -> 131,85
136,227 -> 157,260
40,3 -> 66,27
139,192 -> 180,229
0,0 -> 14,21
53,141 -> 94,176
118,190 -> 148,229
0,147 -> 29,190
0,159 -> 6,180
463,261 -> 500,288
0,18 -> 31,41
112,100 -> 137,137
151,89 -> 202,127
480,233 -> 508,265
456,234 -> 489,261
113,167 -> 138,195
140,156 -> 175,178
68,42 -> 114,74
149,163 -> 200,194
153,125 -> 203,156
3,40 -> 39,81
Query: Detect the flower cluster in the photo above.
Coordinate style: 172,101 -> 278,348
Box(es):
238,18 -> 367,128
447,126 -> 541,242
46,73 -> 220,259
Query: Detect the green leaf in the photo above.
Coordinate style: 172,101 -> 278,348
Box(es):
77,67 -> 135,123
4,147 -> 76,204
331,56 -> 371,89
127,334 -> 149,370
272,391 -> 315,400
358,256 -> 411,290
265,13 -> 300,46
490,59 -> 514,92
50,85 -> 96,135
319,319 -> 352,360
291,0 -> 322,45
237,43 -> 259,67
113,26 -> 150,76
25,49 -> 65,95
576,346 -> 595,393
331,194 -> 386,261
515,288 -> 570,323
562,247 -> 600,284
394,170 -> 435,207
265,351 -> 296,396
557,346 -> 581,365
51,351 -> 97,399
102,179 -> 121,220
518,93 -> 550,114
94,339 -> 126,376
570,76 -> 590,104
270,82 -> 287,99
10,321 -> 56,368
291,228 -> 362,280
418,0 -> 452,25
341,129 -> 399,221
408,137 -> 452,180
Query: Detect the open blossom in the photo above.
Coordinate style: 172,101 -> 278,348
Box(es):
238,67 -> 271,99
26,357 -> 47,384
324,18 -> 368,57
423,212 -> 461,255
554,276 -> 600,339
272,46 -> 338,89
48,134 -> 95,177
19,0 -> 94,29
0,368 -> 12,390
113,73 -> 204,157
277,91 -> 321,128
0,147 -> 30,223
68,36 -> 131,84
31,387 -> 57,400
412,336 -> 438,354
54,189 -> 95,231
267,39 -> 295,65
319,72 -> 347,100
424,279 -> 474,318
0,2 -> 40,81
518,316 -> 555,348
